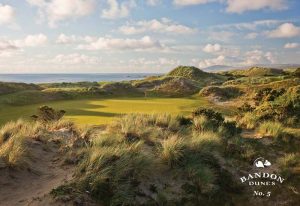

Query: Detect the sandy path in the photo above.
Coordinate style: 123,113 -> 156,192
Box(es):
0,140 -> 75,206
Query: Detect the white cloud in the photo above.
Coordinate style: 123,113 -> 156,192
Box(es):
0,4 -> 16,25
203,43 -> 222,53
0,39 -> 18,51
52,53 -> 101,65
284,43 -> 299,49
213,19 -> 282,31
27,0 -> 95,27
24,34 -> 48,47
196,49 -> 277,68
158,58 -> 180,65
198,55 -> 226,68
16,34 -> 48,47
27,0 -> 46,7
56,33 -> 77,44
209,31 -> 234,42
55,34 -> 97,44
265,51 -> 276,63
0,39 -> 19,57
119,18 -> 196,35
173,0 -> 216,6
243,50 -> 276,65
7,34 -> 48,48
130,57 -> 179,66
226,0 -> 288,13
146,0 -> 161,6
245,32 -> 258,39
78,36 -> 165,51
266,23 -> 300,38
101,0 -> 136,19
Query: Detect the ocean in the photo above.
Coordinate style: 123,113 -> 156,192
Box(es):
0,73 -> 161,84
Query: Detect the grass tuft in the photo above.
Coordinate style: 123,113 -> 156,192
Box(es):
160,135 -> 185,167
257,121 -> 284,138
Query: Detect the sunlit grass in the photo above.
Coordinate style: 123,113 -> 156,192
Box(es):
0,97 -> 211,126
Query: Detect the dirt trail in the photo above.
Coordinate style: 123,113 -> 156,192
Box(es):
0,136 -> 75,206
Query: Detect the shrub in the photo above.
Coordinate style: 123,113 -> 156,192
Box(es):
177,116 -> 192,126
32,105 -> 66,123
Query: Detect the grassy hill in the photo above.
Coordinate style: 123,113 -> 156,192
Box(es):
227,67 -> 285,77
167,66 -> 225,83
0,82 -> 41,95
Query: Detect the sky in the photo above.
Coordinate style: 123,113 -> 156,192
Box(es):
0,0 -> 300,73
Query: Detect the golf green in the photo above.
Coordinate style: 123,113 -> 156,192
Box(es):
0,97 -> 210,126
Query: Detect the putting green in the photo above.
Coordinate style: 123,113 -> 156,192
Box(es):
0,97 -> 210,126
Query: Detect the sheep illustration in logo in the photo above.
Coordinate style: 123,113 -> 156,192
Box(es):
254,157 -> 271,168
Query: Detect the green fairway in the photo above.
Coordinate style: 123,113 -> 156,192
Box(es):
0,97 -> 211,126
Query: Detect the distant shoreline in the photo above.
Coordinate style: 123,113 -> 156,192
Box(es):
0,73 -> 162,84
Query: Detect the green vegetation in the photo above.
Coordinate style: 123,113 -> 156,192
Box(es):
146,77 -> 201,97
167,66 -> 226,86
199,85 -> 243,101
72,111 -> 243,205
224,67 -> 285,77
0,97 -> 211,126
257,121 -> 284,139
0,119 -> 42,168
0,82 -> 41,95
0,65 -> 300,205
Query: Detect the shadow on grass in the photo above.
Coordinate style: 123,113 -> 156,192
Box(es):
65,109 -> 117,117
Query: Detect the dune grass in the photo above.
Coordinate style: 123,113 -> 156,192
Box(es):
257,121 -> 284,138
0,97 -> 211,126
74,113 -> 235,205
0,119 -> 44,168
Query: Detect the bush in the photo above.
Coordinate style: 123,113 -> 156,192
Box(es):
254,88 -> 285,102
177,116 -> 192,126
31,105 -> 66,123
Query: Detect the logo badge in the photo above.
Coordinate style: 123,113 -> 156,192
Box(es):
254,157 -> 271,168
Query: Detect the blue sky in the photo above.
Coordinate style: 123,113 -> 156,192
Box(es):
0,0 -> 300,73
